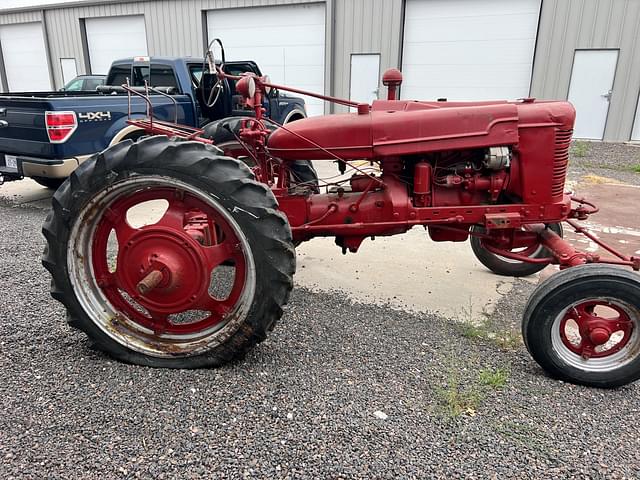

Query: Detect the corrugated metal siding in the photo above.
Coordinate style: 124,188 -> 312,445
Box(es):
331,0 -> 403,111
0,10 -> 43,24
530,0 -> 640,141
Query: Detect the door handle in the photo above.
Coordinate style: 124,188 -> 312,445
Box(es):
601,90 -> 612,101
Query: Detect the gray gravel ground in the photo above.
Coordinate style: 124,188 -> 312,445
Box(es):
568,141 -> 640,185
2,202 -> 640,479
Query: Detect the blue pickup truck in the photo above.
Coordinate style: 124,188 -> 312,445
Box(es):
0,57 -> 307,188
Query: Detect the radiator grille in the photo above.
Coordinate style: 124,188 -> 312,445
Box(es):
552,128 -> 572,198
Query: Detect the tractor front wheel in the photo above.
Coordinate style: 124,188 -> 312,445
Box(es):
470,223 -> 563,277
42,136 -> 295,368
522,265 -> 640,388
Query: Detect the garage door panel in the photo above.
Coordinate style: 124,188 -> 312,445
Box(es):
408,0 -> 540,17
279,66 -> 325,85
402,85 -> 526,102
402,0 -> 540,101
280,45 -> 325,66
402,64 -> 532,89
403,40 -> 537,66
0,22 -> 51,91
86,15 -> 148,75
404,14 -> 539,42
211,25 -> 324,48
207,4 -> 325,116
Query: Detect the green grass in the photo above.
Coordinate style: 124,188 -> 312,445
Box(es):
570,140 -> 590,157
437,375 -> 482,418
478,367 -> 509,389
455,317 -> 521,350
633,164 -> 640,174
436,366 -> 511,419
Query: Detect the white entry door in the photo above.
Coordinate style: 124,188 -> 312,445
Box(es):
85,15 -> 148,75
0,22 -> 51,91
60,58 -> 78,85
568,50 -> 618,140
632,94 -> 640,141
350,54 -> 380,105
207,4 -> 325,116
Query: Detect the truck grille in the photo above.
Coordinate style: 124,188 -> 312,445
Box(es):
552,128 -> 572,198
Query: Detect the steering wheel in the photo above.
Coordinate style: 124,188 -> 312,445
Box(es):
201,38 -> 226,108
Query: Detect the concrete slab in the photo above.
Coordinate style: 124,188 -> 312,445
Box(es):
295,228 -> 513,320
569,181 -> 640,258
0,178 -> 53,209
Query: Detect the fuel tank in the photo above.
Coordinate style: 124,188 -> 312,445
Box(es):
266,99 -> 575,161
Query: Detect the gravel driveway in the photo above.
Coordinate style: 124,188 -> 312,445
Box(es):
1,199 -> 640,478
569,141 -> 640,186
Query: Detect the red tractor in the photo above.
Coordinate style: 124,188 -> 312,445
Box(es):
42,42 -> 640,388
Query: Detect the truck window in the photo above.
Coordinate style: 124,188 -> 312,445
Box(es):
189,65 -> 204,88
107,65 -> 130,86
132,64 -> 179,91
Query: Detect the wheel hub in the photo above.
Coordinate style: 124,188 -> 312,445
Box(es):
117,226 -> 209,313
559,300 -> 633,359
589,327 -> 611,346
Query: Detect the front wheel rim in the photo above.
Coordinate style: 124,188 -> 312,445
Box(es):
67,175 -> 256,358
551,297 -> 640,372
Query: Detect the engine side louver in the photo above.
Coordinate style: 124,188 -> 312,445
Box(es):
552,128 -> 573,199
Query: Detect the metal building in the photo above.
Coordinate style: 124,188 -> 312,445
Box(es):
0,0 -> 639,141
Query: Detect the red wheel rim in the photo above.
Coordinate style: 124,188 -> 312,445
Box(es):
91,186 -> 247,336
559,300 -> 634,359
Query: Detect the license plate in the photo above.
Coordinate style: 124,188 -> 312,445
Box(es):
4,154 -> 17,170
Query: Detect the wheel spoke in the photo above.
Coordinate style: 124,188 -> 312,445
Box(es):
202,241 -> 237,269
146,309 -> 172,335
191,293 -> 233,320
156,196 -> 186,230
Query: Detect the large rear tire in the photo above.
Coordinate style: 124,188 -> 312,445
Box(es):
522,265 -> 640,388
42,136 -> 295,368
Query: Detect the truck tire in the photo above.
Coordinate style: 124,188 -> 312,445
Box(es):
470,223 -> 563,277
522,264 -> 640,388
33,176 -> 65,190
202,117 -> 319,188
42,136 -> 295,368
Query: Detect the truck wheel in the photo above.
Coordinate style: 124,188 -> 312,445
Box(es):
33,176 -> 65,190
470,223 -> 563,277
202,117 -> 319,189
522,265 -> 640,388
42,136 -> 295,368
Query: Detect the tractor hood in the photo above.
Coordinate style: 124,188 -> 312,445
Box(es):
267,100 -> 576,160
267,101 -> 521,160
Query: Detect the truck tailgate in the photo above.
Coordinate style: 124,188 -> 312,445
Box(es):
0,97 -> 55,158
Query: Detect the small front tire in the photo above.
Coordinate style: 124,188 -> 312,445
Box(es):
522,264 -> 640,388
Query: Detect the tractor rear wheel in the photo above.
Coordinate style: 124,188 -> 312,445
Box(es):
42,136 -> 295,368
522,265 -> 640,388
470,223 -> 563,277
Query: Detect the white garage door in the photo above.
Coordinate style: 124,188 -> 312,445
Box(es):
401,0 -> 541,101
85,15 -> 148,75
0,22 -> 51,91
207,4 -> 325,116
